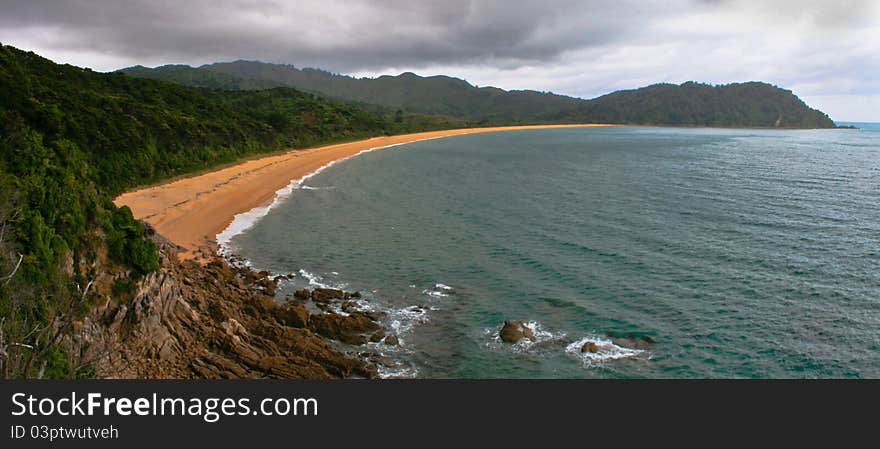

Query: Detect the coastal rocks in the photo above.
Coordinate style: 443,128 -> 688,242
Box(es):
361,310 -> 386,322
369,330 -> 386,343
294,289 -> 311,300
297,288 -> 385,318
309,312 -> 382,345
341,301 -> 359,313
255,277 -> 277,297
273,300 -> 309,328
312,288 -> 345,303
499,320 -> 536,343
383,335 -> 399,346
66,235 -> 378,379
581,342 -> 599,353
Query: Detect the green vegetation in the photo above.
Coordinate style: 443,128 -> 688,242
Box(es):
122,60 -> 836,128
121,64 -> 285,91
0,44 -> 415,378
552,81 -> 835,128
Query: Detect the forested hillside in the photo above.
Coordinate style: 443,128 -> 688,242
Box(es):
123,60 -> 837,128
551,81 -> 835,128
0,44 -> 402,378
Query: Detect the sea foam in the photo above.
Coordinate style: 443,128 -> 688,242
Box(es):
565,337 -> 644,365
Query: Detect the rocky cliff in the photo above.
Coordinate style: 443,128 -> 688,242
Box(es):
69,231 -> 379,379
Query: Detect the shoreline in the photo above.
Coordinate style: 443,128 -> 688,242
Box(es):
115,124 -> 611,260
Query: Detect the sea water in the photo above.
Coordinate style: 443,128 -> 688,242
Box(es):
226,124 -> 880,378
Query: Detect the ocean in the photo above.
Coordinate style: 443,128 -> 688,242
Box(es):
224,124 -> 880,378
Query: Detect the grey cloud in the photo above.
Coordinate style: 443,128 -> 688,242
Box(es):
707,0 -> 878,28
0,0 -> 665,71
0,0 -> 876,120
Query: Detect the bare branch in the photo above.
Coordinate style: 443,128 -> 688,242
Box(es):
81,279 -> 94,300
2,252 -> 23,284
22,324 -> 44,341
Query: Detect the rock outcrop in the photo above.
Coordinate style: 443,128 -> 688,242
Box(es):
499,320 -> 536,343
70,236 -> 377,379
309,312 -> 381,345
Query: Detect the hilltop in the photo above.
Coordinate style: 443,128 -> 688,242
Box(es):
122,60 -> 837,128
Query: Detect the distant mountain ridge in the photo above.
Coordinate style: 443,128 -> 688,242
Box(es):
122,61 -> 837,129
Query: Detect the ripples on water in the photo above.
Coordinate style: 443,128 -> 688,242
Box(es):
229,125 -> 880,378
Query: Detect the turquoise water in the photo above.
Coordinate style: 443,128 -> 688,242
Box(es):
228,125 -> 880,378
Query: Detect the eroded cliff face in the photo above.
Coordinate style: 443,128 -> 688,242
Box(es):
70,234 -> 376,379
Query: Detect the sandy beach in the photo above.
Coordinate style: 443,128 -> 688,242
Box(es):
115,124 -> 609,260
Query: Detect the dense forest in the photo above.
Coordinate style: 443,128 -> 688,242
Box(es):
123,60 -> 837,128
552,81 -> 836,128
0,44 -> 436,378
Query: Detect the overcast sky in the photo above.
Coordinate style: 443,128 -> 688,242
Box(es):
1,0 -> 877,121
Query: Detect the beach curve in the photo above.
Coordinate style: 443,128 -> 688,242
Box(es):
114,125 -> 610,261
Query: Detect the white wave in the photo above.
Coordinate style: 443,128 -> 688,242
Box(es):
388,305 -> 430,336
565,337 -> 644,365
422,282 -> 455,298
422,289 -> 448,298
216,135 -> 449,256
297,269 -> 332,289
372,306 -> 430,379
377,362 -> 419,379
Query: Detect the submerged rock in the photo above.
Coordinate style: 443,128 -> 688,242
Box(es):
608,333 -> 656,350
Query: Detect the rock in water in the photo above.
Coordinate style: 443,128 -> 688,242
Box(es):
500,320 -> 535,343
309,312 -> 381,345
608,333 -> 656,350
383,335 -> 399,346
369,330 -> 386,343
581,342 -> 599,353
312,288 -> 345,303
293,289 -> 311,300
341,301 -> 358,313
522,325 -> 536,341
